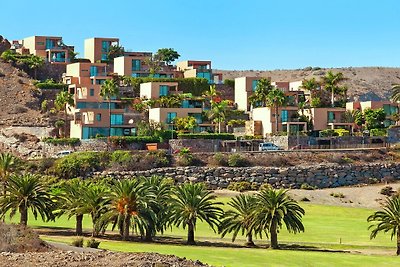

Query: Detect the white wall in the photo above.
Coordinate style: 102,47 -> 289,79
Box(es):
252,107 -> 273,135
235,77 -> 249,111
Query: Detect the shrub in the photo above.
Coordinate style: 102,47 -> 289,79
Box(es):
370,128 -> 387,137
209,152 -> 228,166
42,137 -> 80,146
108,136 -> 160,147
300,183 -> 316,190
330,192 -> 345,198
176,147 -> 194,166
319,129 -> 338,137
380,186 -> 394,196
177,133 -> 235,140
41,100 -> 48,112
144,150 -> 170,168
110,150 -> 132,164
86,238 -> 100,249
35,82 -> 67,90
71,237 -> 84,247
334,129 -> 350,136
259,183 -> 272,191
227,181 -> 252,192
228,153 -> 249,167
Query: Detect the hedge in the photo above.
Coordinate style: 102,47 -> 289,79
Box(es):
35,82 -> 67,90
108,136 -> 160,145
177,133 -> 235,140
43,137 -> 80,146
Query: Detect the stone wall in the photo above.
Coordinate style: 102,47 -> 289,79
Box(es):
169,139 -> 221,152
93,162 -> 399,189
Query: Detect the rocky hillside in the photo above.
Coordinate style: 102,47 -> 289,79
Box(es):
217,67 -> 400,101
0,60 -> 50,127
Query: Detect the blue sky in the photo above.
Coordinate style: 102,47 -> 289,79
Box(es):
1,0 -> 399,70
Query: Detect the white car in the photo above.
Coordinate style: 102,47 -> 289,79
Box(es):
55,150 -> 73,158
258,142 -> 282,151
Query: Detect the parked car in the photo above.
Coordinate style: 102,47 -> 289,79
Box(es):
258,142 -> 282,151
54,150 -> 73,158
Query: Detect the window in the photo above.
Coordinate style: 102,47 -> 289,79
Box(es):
281,110 -> 288,122
96,114 -> 101,121
159,85 -> 169,96
166,112 -> 177,124
110,128 -> 124,136
90,88 -> 95,96
252,80 -> 259,92
101,41 -> 110,53
90,66 -> 98,76
132,59 -> 141,71
196,72 -> 211,81
110,114 -> 123,125
328,111 -> 335,123
45,39 -> 55,49
189,113 -> 203,124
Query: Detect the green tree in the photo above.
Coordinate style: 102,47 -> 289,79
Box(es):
266,88 -> 288,133
155,48 -> 180,65
300,78 -> 320,93
368,196 -> 400,255
55,91 -> 75,137
100,79 -> 120,137
25,55 -> 44,79
219,194 -> 258,246
174,116 -> 198,133
364,108 -> 386,129
391,84 -> 400,103
169,183 -> 223,245
107,45 -> 125,61
322,71 -> 346,107
0,174 -> 55,226
252,188 -> 305,249
101,179 -> 154,240
207,100 -> 230,133
0,152 -> 16,198
249,78 -> 274,108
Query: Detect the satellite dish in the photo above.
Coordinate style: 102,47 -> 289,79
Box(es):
128,119 -> 134,124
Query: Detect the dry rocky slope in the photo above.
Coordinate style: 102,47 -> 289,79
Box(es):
217,67 -> 400,101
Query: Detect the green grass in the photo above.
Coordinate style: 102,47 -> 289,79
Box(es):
6,201 -> 400,267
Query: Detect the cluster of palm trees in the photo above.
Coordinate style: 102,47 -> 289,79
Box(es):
0,170 -> 305,248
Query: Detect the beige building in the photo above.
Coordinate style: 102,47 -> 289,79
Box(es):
177,60 -> 222,84
346,100 -> 399,127
140,82 -> 179,99
305,107 -> 353,131
234,77 -> 260,111
84,37 -> 119,63
19,36 -> 74,64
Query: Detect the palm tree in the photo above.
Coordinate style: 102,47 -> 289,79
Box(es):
80,183 -> 109,237
55,90 -> 75,137
368,196 -> 400,255
100,79 -> 119,137
169,183 -> 223,245
252,188 -> 305,249
0,174 -> 54,226
101,179 -> 154,240
266,88 -> 288,133
26,55 -> 44,79
300,78 -> 320,94
0,152 -> 16,197
322,71 -> 346,107
249,78 -> 274,108
57,179 -> 88,235
207,100 -> 230,133
219,194 -> 258,246
391,84 -> 400,103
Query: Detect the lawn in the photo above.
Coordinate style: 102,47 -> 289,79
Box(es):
7,201 -> 399,267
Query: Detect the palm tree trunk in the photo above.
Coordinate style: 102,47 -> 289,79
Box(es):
123,214 -> 131,241
275,105 -> 279,134
397,229 -> 400,256
19,206 -> 28,226
245,232 -> 255,247
270,222 -> 279,249
218,121 -> 221,134
331,89 -> 335,108
64,106 -> 68,138
145,228 -> 153,242
187,221 -> 196,245
76,214 -> 83,236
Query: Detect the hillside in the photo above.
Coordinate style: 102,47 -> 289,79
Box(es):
217,67 -> 400,101
0,61 -> 49,126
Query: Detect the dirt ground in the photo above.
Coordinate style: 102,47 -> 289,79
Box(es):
215,181 -> 400,209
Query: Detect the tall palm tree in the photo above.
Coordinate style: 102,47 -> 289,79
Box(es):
0,174 -> 55,226
55,90 -> 75,137
322,71 -> 346,107
300,78 -> 320,94
100,79 -> 120,137
391,84 -> 400,103
169,183 -> 223,245
249,78 -> 274,108
219,194 -> 258,246
57,179 -> 88,235
207,100 -> 230,133
101,179 -> 154,240
368,196 -> 400,255
266,88 -> 288,133
0,152 -> 16,197
252,188 -> 305,249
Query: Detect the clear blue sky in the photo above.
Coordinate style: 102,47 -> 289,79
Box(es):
1,0 -> 399,70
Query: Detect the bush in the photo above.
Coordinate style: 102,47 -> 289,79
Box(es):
380,186 -> 394,196
319,129 -> 338,137
71,237 -> 84,247
370,128 -> 387,137
42,137 -> 80,146
300,183 -> 316,190
86,238 -> 100,249
334,129 -> 350,136
108,136 -> 160,147
330,192 -> 345,198
259,183 -> 272,191
227,181 -> 252,192
110,150 -> 132,164
35,82 -> 67,90
176,147 -> 194,166
144,150 -> 170,168
228,153 -> 249,167
177,133 -> 235,140
209,153 -> 228,166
